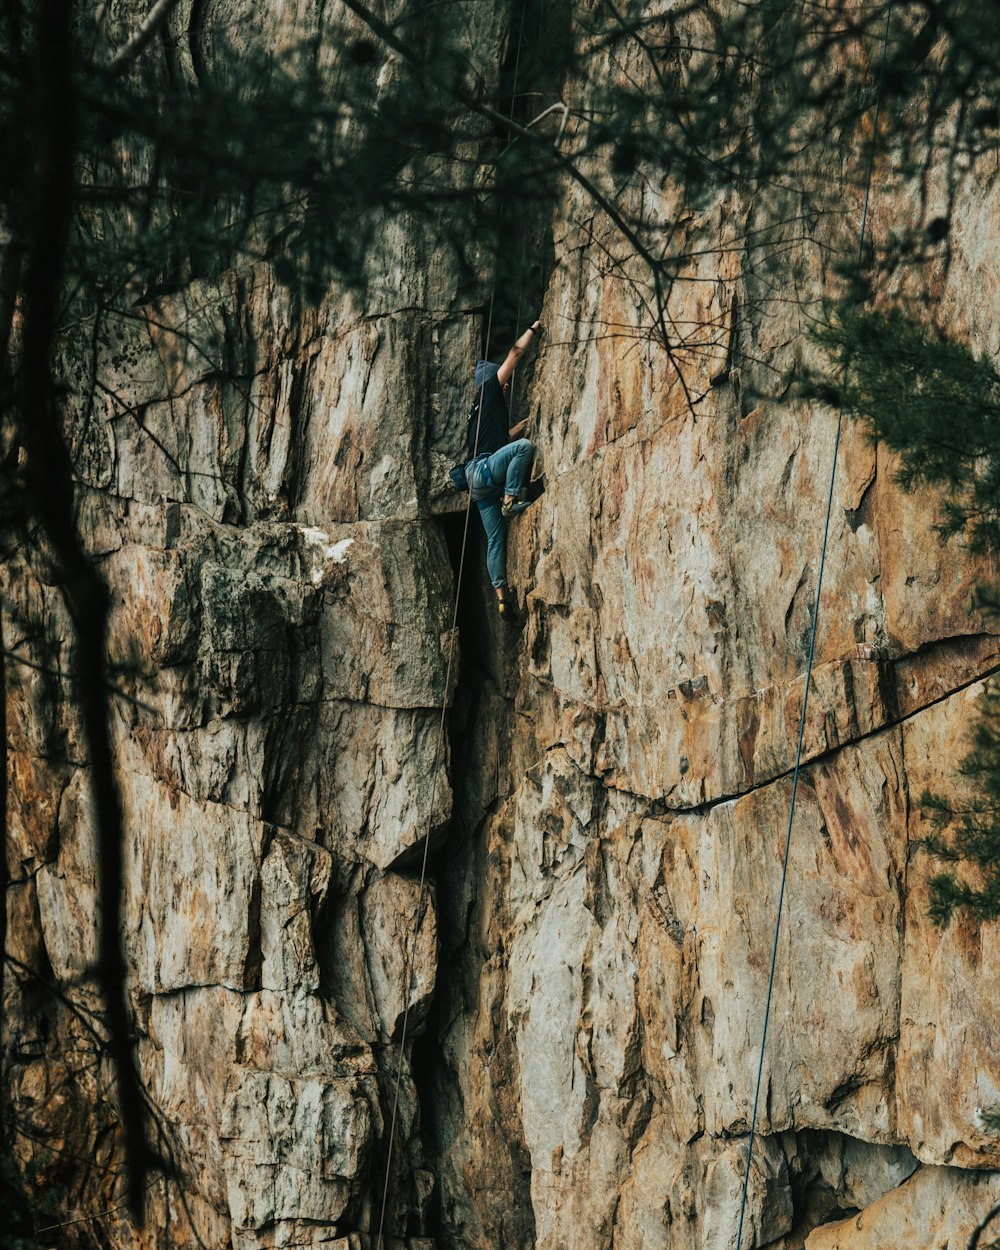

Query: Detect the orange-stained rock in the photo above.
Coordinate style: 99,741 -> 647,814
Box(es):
804,1164 -> 1000,1250
6,4 -> 1000,1248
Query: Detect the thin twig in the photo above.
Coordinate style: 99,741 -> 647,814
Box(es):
35,1176 -> 161,1233
103,0 -> 181,79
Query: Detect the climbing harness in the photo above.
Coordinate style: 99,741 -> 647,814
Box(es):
465,450 -> 497,501
734,12 -> 893,1248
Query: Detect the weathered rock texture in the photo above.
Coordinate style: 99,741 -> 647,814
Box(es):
5,2 -> 1000,1250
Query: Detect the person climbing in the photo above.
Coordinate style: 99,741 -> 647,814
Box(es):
465,318 -> 543,620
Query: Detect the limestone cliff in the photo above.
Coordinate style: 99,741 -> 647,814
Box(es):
4,3 -> 1000,1250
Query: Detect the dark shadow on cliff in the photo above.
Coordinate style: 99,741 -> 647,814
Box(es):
408,506 -> 535,1249
408,1 -> 570,1232
476,0 -> 564,365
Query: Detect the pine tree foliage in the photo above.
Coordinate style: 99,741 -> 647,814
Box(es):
921,680 -> 1000,926
824,308 -> 1000,551
3,0 -> 1000,1223
814,307 -> 1000,928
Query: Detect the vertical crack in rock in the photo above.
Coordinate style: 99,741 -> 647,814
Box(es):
8,1 -> 1000,1246
412,511 -> 537,1249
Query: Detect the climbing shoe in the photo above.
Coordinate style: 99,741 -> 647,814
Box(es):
497,596 -> 515,623
501,496 -> 531,518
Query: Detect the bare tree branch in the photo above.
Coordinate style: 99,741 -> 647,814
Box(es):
103,0 -> 181,79
337,0 -> 690,364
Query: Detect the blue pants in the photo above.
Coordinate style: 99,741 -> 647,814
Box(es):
467,439 -> 535,588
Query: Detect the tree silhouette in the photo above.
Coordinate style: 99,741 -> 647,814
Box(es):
3,0 -> 1000,1236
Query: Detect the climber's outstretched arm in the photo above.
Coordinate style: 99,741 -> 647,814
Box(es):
496,319 -> 541,386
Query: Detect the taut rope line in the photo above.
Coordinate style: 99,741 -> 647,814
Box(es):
734,12 -> 892,1249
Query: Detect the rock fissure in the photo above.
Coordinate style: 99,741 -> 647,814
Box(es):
7,4 -> 1000,1247
600,653 -> 1000,821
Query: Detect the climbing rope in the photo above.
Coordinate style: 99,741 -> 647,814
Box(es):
373,10 -> 530,1248
734,12 -> 892,1248
372,284 -> 499,1250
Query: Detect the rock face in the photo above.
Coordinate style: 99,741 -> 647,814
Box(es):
5,3 -> 1000,1250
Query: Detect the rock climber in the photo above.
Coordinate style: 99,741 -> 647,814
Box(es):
465,318 -> 543,620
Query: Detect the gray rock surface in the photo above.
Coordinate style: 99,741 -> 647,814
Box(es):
5,2 -> 1000,1250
